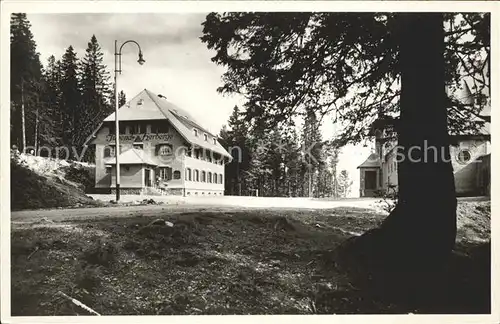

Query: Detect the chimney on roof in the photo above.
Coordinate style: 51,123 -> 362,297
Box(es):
158,94 -> 166,99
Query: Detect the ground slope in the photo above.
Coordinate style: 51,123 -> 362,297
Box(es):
11,153 -> 99,210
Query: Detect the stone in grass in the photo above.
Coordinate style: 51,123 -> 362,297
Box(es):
148,219 -> 167,226
33,217 -> 54,225
273,216 -> 296,232
140,219 -> 174,229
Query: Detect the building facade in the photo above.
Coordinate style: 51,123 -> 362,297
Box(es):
86,89 -> 232,196
358,70 -> 491,198
358,136 -> 491,198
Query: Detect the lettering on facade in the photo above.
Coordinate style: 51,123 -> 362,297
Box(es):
105,133 -> 173,142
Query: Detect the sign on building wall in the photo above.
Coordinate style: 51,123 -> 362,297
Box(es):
106,133 -> 173,142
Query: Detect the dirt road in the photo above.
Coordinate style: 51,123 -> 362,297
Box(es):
11,196 -> 381,222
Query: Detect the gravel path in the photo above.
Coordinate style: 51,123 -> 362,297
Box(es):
11,195 -> 486,223
11,196 -> 381,222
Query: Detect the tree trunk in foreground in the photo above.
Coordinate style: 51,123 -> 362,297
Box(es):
389,13 -> 457,263
337,14 -> 457,273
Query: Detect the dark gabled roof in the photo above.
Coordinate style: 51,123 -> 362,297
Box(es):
357,152 -> 381,169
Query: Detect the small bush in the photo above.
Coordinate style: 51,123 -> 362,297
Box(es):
75,265 -> 102,293
64,166 -> 94,192
375,185 -> 398,214
81,239 -> 118,268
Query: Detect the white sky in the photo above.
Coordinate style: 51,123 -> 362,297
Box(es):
28,13 -> 371,197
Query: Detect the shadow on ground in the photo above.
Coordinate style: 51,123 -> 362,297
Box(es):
11,205 -> 490,315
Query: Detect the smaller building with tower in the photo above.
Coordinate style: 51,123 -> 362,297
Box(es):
358,69 -> 491,198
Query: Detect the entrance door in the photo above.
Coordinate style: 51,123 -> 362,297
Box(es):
145,169 -> 151,187
364,170 -> 377,190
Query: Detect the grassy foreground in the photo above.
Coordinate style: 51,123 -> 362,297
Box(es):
11,203 -> 490,315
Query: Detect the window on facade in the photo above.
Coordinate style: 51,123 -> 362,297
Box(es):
159,167 -> 172,180
457,150 -> 472,164
202,171 -> 206,182
186,168 -> 192,181
173,170 -> 181,180
204,134 -> 208,141
213,173 -> 217,184
108,145 -> 122,156
156,144 -> 172,156
207,152 -> 213,163
130,123 -> 141,135
195,169 -> 199,182
213,153 -> 221,164
194,129 -> 198,137
208,172 -> 212,183
105,166 -> 112,174
104,147 -> 112,158
155,121 -> 169,134
219,174 -> 223,184
194,148 -> 202,159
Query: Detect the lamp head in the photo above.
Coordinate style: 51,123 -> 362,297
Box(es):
137,52 -> 145,65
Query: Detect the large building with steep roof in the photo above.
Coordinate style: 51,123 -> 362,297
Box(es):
85,89 -> 232,196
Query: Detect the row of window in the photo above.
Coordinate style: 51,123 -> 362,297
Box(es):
155,167 -> 223,184
158,167 -> 180,180
108,122 -> 220,148
109,121 -> 169,135
185,168 -> 223,184
190,148 -> 224,165
104,144 -> 173,158
193,128 -> 217,145
103,145 -> 224,164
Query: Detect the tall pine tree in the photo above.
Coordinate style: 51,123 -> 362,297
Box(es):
42,55 -> 64,149
59,46 -> 81,157
10,13 -> 44,151
301,109 -> 323,197
78,35 -> 113,161
219,106 -> 252,195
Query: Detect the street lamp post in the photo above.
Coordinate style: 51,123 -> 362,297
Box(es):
114,40 -> 145,202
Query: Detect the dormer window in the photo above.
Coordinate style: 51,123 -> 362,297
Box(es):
137,99 -> 144,106
204,134 -> 208,141
194,129 -> 198,137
